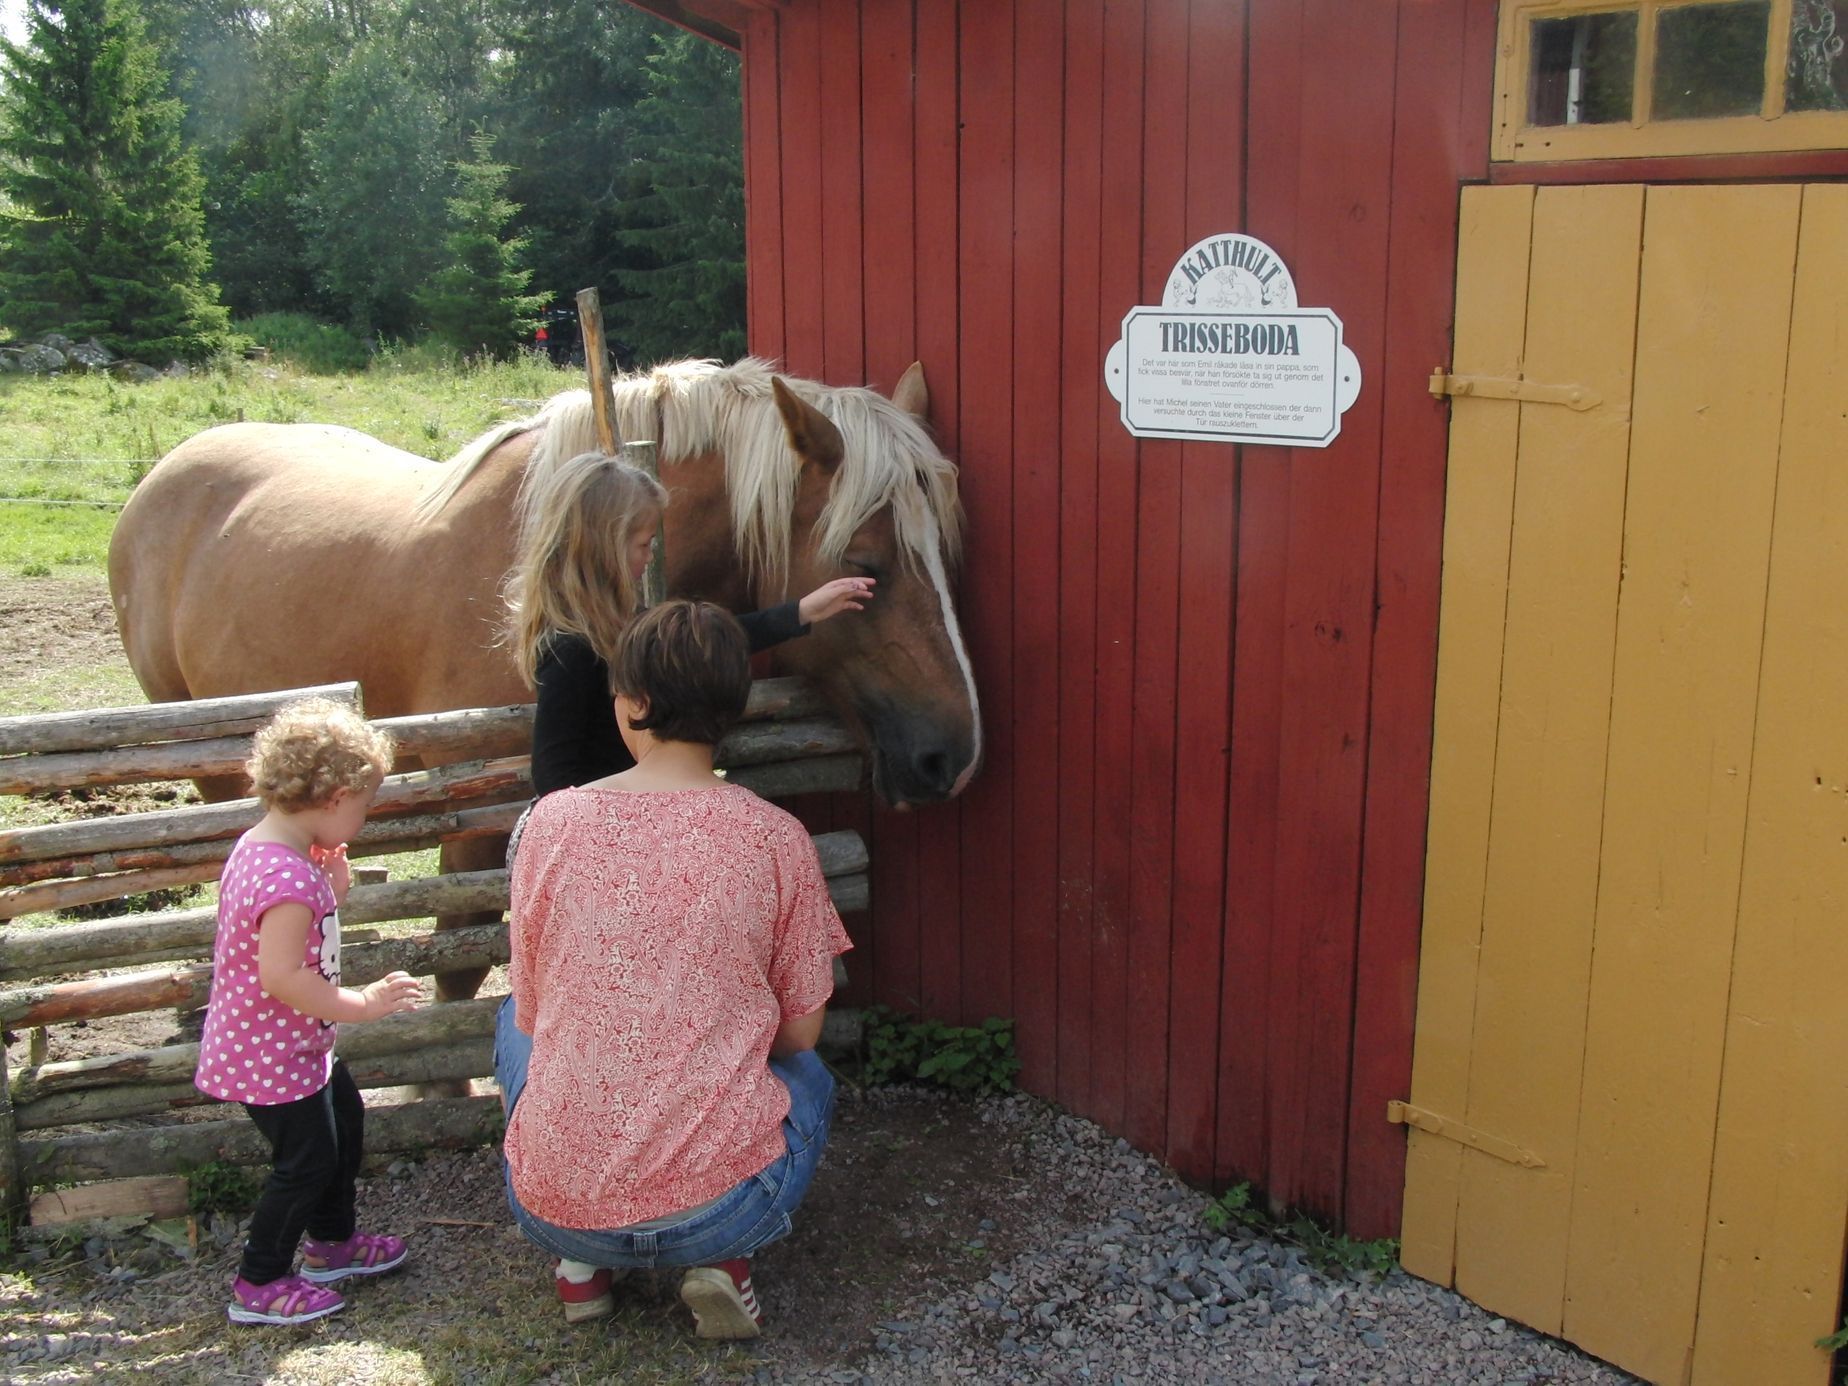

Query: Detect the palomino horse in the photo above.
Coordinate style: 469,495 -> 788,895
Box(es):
109,357 -> 982,1000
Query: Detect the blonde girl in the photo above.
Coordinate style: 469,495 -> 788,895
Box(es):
195,698 -> 420,1325
505,451 -> 873,796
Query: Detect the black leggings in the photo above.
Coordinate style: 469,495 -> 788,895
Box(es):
239,1061 -> 364,1284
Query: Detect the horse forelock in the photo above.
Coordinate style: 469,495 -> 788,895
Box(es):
429,358 -> 963,581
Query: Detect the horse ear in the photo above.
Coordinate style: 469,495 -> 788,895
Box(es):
771,377 -> 844,475
891,361 -> 930,420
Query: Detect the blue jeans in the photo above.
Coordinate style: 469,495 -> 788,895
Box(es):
492,995 -> 835,1268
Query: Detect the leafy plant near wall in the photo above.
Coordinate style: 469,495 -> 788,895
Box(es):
185,1160 -> 262,1216
862,1007 -> 1021,1096
1203,1180 -> 1399,1279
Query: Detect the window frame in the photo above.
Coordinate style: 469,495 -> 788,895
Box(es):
1496,0 -> 1848,161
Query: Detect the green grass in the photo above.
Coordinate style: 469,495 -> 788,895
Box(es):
0,347 -> 577,578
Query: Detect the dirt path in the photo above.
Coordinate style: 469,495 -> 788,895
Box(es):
0,575 -> 120,684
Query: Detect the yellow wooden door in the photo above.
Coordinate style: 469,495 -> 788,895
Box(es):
1402,182 -> 1848,1386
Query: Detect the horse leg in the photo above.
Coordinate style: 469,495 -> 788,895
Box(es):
433,834 -> 506,1003
405,834 -> 509,1100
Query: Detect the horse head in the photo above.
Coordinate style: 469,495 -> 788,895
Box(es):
759,367 -> 981,806
753,365 -> 981,808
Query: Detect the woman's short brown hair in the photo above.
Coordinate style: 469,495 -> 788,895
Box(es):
610,600 -> 751,745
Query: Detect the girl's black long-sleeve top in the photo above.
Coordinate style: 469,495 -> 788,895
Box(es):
528,602 -> 808,797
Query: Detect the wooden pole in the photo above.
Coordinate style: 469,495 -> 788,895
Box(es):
0,1037 -> 20,1230
0,925 -> 510,1028
0,683 -> 360,758
0,703 -> 534,797
11,998 -> 504,1104
0,802 -> 523,922
19,1094 -> 503,1186
575,286 -> 620,454
15,1040 -> 496,1131
575,287 -> 664,605
0,833 -> 868,982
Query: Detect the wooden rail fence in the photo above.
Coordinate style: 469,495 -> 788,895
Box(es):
0,680 -> 868,1220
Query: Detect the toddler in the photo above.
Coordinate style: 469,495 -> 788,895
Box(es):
195,697 -> 421,1324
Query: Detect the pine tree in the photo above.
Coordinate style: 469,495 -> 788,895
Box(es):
416,131 -> 547,359
296,42 -> 450,336
611,31 -> 746,364
0,0 -> 234,361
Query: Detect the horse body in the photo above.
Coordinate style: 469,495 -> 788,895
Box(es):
113,423 -> 534,721
111,355 -> 980,813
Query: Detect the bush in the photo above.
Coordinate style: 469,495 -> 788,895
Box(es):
239,313 -> 371,374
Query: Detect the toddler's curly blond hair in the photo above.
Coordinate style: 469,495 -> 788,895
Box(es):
245,698 -> 395,812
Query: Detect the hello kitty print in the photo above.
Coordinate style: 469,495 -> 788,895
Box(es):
195,837 -> 341,1105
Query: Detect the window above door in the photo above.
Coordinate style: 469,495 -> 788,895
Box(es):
1497,1 -> 1848,160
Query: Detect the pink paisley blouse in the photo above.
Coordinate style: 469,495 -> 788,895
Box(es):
504,783 -> 851,1230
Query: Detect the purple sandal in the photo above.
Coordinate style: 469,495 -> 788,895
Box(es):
228,1273 -> 345,1325
300,1230 -> 409,1284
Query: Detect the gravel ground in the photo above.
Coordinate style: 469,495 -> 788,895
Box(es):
0,1085 -> 1638,1384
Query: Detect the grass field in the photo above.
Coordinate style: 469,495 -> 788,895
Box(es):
0,344 -> 560,907
0,348 -> 578,578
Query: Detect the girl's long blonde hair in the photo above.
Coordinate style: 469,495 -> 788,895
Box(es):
503,451 -> 668,687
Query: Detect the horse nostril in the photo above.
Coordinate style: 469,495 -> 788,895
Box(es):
916,750 -> 953,794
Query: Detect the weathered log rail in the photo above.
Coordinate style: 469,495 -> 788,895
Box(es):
0,678 -> 867,1217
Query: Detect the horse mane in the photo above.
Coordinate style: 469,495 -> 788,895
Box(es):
417,357 -> 962,585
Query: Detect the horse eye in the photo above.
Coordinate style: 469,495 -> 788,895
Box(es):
845,558 -> 880,579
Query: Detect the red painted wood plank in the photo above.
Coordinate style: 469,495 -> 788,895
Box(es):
954,0 -> 1016,1028
913,0 -> 964,1023
1087,0 -> 1148,1135
777,2 -> 826,374
1164,0 -> 1246,1185
860,0 -> 922,1016
1457,0 -> 1499,180
741,12 -> 785,360
1121,0 -> 1189,1162
819,0 -> 865,384
1216,0 -> 1302,1193
816,0 -> 874,969
1007,0 -> 1064,1096
1053,0 -> 1105,1117
1341,0 -> 1470,1242
1262,0 -> 1400,1221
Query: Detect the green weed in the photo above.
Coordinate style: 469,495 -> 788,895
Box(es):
861,1007 -> 1021,1096
1817,1315 -> 1847,1351
185,1160 -> 262,1216
1202,1179 -> 1399,1279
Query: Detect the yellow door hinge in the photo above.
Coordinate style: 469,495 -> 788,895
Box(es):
1428,368 -> 1600,412
1386,1099 -> 1546,1168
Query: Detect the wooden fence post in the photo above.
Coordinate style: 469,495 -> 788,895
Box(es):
574,285 -> 665,605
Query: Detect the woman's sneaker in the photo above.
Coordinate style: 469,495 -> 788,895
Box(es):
228,1274 -> 345,1325
555,1259 -> 615,1323
299,1230 -> 408,1283
679,1258 -> 761,1340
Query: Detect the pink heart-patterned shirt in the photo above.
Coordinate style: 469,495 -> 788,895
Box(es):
195,835 -> 342,1105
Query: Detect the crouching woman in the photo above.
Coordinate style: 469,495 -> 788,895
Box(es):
494,600 -> 851,1340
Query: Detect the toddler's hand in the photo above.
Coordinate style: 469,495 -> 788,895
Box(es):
359,971 -> 420,1021
798,577 -> 876,625
311,843 -> 353,904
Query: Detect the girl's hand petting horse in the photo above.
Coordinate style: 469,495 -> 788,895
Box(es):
799,577 -> 876,625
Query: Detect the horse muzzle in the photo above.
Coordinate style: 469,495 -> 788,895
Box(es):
866,715 -> 980,808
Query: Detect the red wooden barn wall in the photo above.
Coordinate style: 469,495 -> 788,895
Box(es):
640,0 -> 1497,1238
